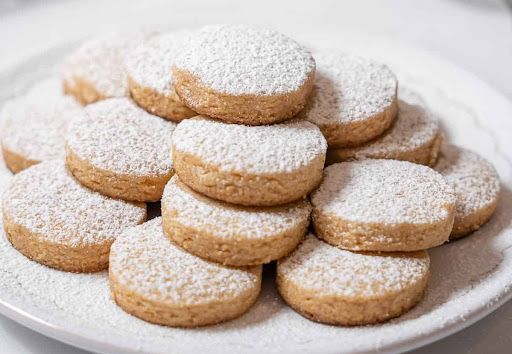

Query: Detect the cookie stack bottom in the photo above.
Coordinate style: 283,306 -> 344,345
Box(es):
109,218 -> 262,327
277,234 -> 430,325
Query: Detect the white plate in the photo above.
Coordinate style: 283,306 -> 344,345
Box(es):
0,34 -> 511,354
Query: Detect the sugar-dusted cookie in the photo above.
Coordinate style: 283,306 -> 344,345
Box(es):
435,144 -> 500,239
277,233 -> 429,326
63,32 -> 154,105
110,217 -> 262,327
126,32 -> 196,122
311,159 -> 456,251
172,117 -> 327,206
66,98 -> 176,202
173,25 -> 316,125
162,175 -> 311,266
1,78 -> 82,173
326,91 -> 442,167
300,53 -> 397,148
2,160 -> 146,272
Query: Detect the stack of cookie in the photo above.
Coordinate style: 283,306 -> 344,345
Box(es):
0,25 -> 500,329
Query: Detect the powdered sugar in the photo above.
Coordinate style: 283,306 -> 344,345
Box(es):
304,53 -> 397,124
0,31 -> 511,354
126,31 -> 188,96
278,233 -> 429,297
2,160 -> 146,246
63,32 -> 154,98
435,144 -> 500,219
172,118 -> 327,174
66,98 -> 176,177
1,78 -> 82,163
162,176 -> 312,240
110,218 -> 260,304
312,159 -> 456,224
174,25 -> 316,96
330,90 -> 439,159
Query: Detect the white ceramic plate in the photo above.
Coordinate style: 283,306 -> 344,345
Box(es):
0,34 -> 511,354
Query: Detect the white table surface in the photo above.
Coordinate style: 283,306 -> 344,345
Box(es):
0,0 -> 511,353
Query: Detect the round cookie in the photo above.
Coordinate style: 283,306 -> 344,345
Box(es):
435,144 -> 500,239
277,233 -> 430,326
172,117 -> 327,206
173,25 -> 316,125
1,78 -> 82,173
162,175 -> 312,266
2,160 -> 146,272
63,32 -> 154,105
109,217 -> 262,327
126,32 -> 196,122
300,53 -> 397,148
326,92 -> 443,167
311,159 -> 457,251
66,97 -> 177,202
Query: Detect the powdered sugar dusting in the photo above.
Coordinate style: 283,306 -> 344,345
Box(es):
174,25 -> 316,96
173,118 -> 327,174
435,144 -> 500,220
0,31 -> 511,354
331,90 -> 439,159
126,31 -> 188,96
63,32 -> 155,98
1,78 -> 82,163
162,176 -> 312,240
304,53 -> 397,124
110,218 -> 261,305
66,98 -> 176,177
278,233 -> 429,297
312,159 -> 456,224
2,160 -> 146,246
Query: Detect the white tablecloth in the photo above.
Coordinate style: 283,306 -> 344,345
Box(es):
0,0 -> 511,353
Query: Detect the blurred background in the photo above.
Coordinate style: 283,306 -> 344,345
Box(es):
1,0 -> 511,99
0,0 -> 511,353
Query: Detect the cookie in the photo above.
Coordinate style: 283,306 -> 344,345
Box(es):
1,78 -> 82,173
300,53 -> 397,148
2,160 -> 146,272
172,117 -> 327,206
277,233 -> 429,326
109,217 -> 262,327
162,175 -> 312,266
63,32 -> 154,105
126,32 -> 196,122
173,25 -> 316,125
435,144 -> 500,239
311,159 -> 456,251
326,91 -> 442,167
65,98 -> 176,202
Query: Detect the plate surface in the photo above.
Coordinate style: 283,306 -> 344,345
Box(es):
0,34 -> 511,354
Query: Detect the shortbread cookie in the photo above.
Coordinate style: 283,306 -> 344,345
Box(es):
2,160 -> 146,272
110,217 -> 262,327
326,93 -> 442,167
435,144 -> 500,239
311,159 -> 456,251
162,176 -> 311,266
300,53 -> 397,148
63,32 -> 154,105
126,32 -> 196,122
173,25 -> 316,125
66,98 -> 176,202
1,78 -> 82,173
172,117 -> 327,206
277,233 -> 429,326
